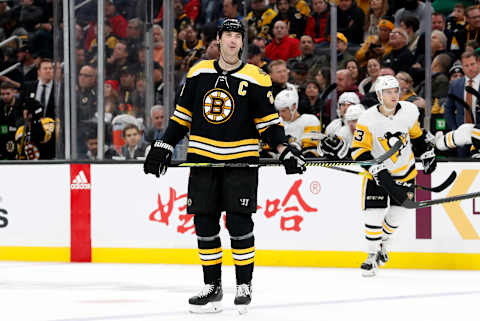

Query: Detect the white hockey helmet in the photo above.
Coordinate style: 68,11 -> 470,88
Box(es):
344,104 -> 365,122
375,75 -> 400,108
337,92 -> 360,108
275,88 -> 298,110
275,88 -> 298,122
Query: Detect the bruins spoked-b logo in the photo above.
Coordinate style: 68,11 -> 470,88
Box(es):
203,88 -> 235,124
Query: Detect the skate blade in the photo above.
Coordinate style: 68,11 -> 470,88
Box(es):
361,269 -> 377,277
189,301 -> 222,314
236,304 -> 249,315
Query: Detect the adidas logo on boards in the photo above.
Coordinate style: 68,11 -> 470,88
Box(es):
71,170 -> 91,190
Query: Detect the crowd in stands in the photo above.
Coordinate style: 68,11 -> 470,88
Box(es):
0,0 -> 480,160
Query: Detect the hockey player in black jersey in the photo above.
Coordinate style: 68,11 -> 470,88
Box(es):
144,19 -> 306,314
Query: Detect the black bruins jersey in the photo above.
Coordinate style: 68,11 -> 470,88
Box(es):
162,59 -> 287,163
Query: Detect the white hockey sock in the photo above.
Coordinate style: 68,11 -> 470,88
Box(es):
382,206 -> 406,246
363,208 -> 386,253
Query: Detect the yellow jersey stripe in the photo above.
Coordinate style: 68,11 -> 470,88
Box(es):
176,105 -> 192,117
391,153 -> 414,174
254,113 -> 279,124
351,147 -> 369,160
396,168 -> 417,182
188,148 -> 259,160
366,230 -> 382,236
171,116 -> 191,129
190,135 -> 259,147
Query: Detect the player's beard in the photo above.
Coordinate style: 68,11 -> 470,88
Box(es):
219,44 -> 241,66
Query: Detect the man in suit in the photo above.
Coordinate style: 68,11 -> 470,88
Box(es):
445,51 -> 480,130
445,51 -> 480,157
22,58 -> 55,119
21,58 -> 56,159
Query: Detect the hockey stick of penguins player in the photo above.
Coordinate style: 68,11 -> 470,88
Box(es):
178,140 -> 403,168
321,165 -> 457,192
447,93 -> 475,122
402,190 -> 480,209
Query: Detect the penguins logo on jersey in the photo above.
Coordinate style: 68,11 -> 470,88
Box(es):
203,88 -> 235,124
379,132 -> 407,162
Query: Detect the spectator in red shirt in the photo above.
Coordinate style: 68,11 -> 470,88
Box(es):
265,21 -> 301,61
305,0 -> 330,44
105,0 -> 128,39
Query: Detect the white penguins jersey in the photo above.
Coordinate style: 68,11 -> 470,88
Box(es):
283,114 -> 321,149
351,101 -> 423,182
337,125 -> 354,148
325,118 -> 343,137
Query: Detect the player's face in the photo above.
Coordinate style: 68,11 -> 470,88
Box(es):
381,87 -> 399,108
278,107 -> 292,122
348,119 -> 357,134
219,31 -> 243,58
338,102 -> 352,117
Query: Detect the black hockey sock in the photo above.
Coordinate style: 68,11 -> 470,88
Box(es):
194,214 -> 222,284
226,213 -> 255,285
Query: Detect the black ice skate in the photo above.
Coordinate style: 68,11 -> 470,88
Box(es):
361,253 -> 378,277
377,243 -> 389,266
234,283 -> 252,314
188,280 -> 223,313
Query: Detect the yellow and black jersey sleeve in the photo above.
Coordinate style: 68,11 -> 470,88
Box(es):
351,123 -> 374,161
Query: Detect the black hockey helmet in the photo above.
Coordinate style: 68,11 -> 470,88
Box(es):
217,18 -> 245,40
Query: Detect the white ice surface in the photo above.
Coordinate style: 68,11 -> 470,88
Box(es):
0,262 -> 479,321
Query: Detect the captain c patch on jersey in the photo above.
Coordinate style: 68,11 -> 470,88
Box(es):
203,88 -> 235,124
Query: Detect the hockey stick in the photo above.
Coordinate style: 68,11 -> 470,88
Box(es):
402,190 -> 480,209
448,93 -> 475,122
178,140 -> 403,168
324,166 -> 457,193
320,83 -> 337,102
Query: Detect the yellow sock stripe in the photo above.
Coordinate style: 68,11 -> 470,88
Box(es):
383,223 -> 395,233
366,230 -> 382,236
447,132 -> 455,148
231,247 -> 255,255
201,258 -> 223,266
198,247 -> 222,255
233,257 -> 255,266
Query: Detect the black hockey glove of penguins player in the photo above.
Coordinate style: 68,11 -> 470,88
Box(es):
319,135 -> 348,160
369,163 -> 413,205
420,149 -> 437,174
279,143 -> 306,175
143,140 -> 174,177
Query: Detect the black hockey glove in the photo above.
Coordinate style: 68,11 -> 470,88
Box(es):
369,163 -> 413,205
420,149 -> 436,175
319,135 -> 348,160
279,143 -> 306,175
143,140 -> 174,177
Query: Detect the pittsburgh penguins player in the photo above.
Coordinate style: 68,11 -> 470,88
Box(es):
351,76 -> 437,277
143,19 -> 306,313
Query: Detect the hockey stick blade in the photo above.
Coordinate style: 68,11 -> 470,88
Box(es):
178,140 -> 402,168
402,190 -> 480,209
415,171 -> 457,193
